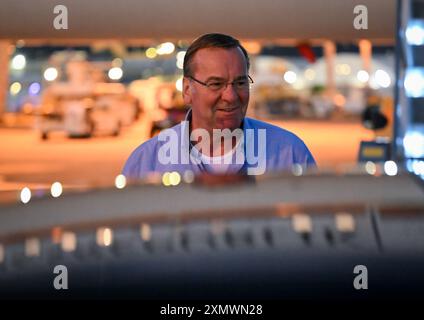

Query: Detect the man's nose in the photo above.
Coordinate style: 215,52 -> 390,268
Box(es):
220,83 -> 239,102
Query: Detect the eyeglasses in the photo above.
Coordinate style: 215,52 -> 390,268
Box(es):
187,75 -> 254,92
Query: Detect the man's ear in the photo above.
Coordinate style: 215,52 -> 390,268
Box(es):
183,77 -> 192,105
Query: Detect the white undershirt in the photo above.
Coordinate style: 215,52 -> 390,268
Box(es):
192,138 -> 244,174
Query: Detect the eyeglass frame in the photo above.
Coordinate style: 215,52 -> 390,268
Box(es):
185,75 -> 254,92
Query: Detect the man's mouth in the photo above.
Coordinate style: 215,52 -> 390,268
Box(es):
217,106 -> 239,112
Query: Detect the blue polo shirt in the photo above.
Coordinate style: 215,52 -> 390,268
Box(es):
122,111 -> 316,179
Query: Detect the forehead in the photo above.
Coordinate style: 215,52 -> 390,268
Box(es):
191,47 -> 247,77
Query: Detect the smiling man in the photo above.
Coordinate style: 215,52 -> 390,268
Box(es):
123,33 -> 316,179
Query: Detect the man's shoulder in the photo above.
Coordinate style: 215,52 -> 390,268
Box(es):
244,117 -> 316,167
131,123 -> 184,154
244,117 -> 304,143
122,123 -> 183,178
129,135 -> 160,157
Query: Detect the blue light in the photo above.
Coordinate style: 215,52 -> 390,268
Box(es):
404,68 -> 424,98
406,159 -> 424,180
404,129 -> 424,158
28,82 -> 41,95
406,20 -> 424,45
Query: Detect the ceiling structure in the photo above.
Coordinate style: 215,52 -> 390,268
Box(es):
0,0 -> 396,45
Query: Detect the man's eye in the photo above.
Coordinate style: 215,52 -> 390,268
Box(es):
235,80 -> 248,87
207,82 -> 224,89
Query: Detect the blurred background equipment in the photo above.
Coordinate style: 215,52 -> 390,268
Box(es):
149,81 -> 188,137
358,97 -> 391,162
36,54 -> 139,139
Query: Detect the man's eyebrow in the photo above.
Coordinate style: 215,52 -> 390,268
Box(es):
205,75 -> 248,82
204,76 -> 226,82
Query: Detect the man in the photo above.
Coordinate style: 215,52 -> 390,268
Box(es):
123,33 -> 315,179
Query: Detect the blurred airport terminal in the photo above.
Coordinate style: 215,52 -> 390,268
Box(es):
0,0 -> 423,299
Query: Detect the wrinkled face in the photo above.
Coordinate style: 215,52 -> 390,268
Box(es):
183,47 -> 250,133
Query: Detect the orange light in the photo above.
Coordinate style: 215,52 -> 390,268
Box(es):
333,94 -> 346,107
96,227 -> 113,247
51,227 -> 63,244
61,232 -> 77,252
241,41 -> 261,55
